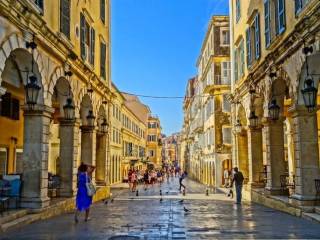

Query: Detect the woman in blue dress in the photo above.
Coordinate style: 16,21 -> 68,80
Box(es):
75,163 -> 94,222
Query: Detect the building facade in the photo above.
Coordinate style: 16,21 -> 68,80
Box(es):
229,0 -> 320,209
182,16 -> 232,187
162,133 -> 179,167
147,116 -> 162,167
0,0 -> 111,208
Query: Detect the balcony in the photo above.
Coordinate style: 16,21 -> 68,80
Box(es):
204,75 -> 231,94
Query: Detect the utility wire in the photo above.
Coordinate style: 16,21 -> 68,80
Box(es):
120,91 -> 226,99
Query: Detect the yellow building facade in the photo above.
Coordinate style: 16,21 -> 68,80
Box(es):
229,0 -> 320,210
0,0 -> 111,208
147,116 -> 162,167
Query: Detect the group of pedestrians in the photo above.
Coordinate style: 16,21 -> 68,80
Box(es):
127,166 -> 188,193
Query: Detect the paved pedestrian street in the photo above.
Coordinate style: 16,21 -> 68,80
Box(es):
2,178 -> 320,240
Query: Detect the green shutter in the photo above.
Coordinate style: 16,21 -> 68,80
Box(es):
246,28 -> 251,68
90,28 -> 95,65
100,0 -> 106,23
254,14 -> 261,59
60,0 -> 70,39
264,0 -> 271,47
100,42 -> 106,79
234,50 -> 238,82
80,13 -> 86,60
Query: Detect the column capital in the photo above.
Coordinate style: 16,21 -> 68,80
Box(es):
288,104 -> 318,117
23,104 -> 54,117
80,125 -> 95,132
59,118 -> 80,127
0,86 -> 6,97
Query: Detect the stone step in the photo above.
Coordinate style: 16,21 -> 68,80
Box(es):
0,209 -> 28,224
315,207 -> 320,215
1,213 -> 40,232
302,212 -> 320,224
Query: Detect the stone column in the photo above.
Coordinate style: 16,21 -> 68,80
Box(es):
264,119 -> 286,194
21,106 -> 53,209
95,132 -> 107,185
58,119 -> 79,197
289,106 -> 320,205
248,127 -> 264,186
80,126 -> 96,182
236,132 -> 249,180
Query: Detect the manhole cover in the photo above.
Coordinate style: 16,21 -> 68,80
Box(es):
108,236 -> 140,240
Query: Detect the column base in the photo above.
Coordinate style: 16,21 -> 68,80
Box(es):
290,194 -> 319,207
58,189 -> 76,198
96,180 -> 107,186
21,196 -> 50,209
264,187 -> 288,196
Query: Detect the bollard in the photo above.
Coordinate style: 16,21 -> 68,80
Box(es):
160,190 -> 162,196
206,188 -> 209,196
182,189 -> 186,196
136,190 -> 139,196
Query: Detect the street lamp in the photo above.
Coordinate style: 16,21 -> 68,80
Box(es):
234,119 -> 242,134
268,72 -> 281,121
248,111 -> 259,128
63,98 -> 75,120
101,117 -> 108,133
25,36 -> 41,109
86,110 -> 95,127
301,76 -> 317,112
301,46 -> 317,112
268,99 -> 280,121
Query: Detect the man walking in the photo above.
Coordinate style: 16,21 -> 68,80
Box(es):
231,167 -> 244,204
179,171 -> 187,192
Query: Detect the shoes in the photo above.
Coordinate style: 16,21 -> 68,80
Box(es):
85,217 -> 91,222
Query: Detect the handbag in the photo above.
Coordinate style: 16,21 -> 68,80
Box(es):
85,174 -> 96,196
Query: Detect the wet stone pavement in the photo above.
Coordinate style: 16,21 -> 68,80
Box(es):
2,177 -> 320,239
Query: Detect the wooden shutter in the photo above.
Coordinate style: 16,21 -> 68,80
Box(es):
254,14 -> 261,59
90,28 -> 95,65
1,93 -> 11,118
60,0 -> 70,39
100,0 -> 105,23
11,98 -> 20,120
100,42 -> 106,79
264,0 -> 271,47
246,28 -> 251,67
0,148 -> 7,175
277,0 -> 286,34
234,50 -> 238,82
80,13 -> 86,60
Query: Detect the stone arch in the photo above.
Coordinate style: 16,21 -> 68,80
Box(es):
47,66 -> 76,107
79,94 -> 93,126
0,33 -> 46,99
296,52 -> 320,106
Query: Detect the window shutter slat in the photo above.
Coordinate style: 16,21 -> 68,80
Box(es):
80,13 -> 86,60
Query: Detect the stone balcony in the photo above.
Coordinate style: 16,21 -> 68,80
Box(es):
203,75 -> 231,95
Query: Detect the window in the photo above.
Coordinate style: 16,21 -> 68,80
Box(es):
148,150 -> 154,157
277,0 -> 286,34
0,93 -> 20,120
100,0 -> 105,23
264,0 -> 271,47
295,0 -> 310,14
246,27 -> 252,67
221,62 -> 231,85
147,135 -> 156,142
239,40 -> 245,77
220,29 -> 230,46
254,14 -> 261,59
80,13 -> 95,65
99,42 -> 106,79
236,0 -> 241,22
0,148 -> 7,176
246,14 -> 260,68
222,94 -> 231,112
60,0 -> 70,39
222,127 -> 232,144
34,0 -> 44,10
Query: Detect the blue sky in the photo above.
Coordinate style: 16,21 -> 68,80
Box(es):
111,0 -> 229,135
